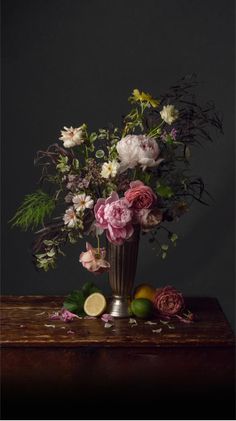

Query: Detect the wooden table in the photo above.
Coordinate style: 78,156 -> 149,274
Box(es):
1,296 -> 235,419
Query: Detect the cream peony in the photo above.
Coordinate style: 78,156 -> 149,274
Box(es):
73,193 -> 94,212
59,125 -> 85,148
101,160 -> 120,179
160,105 -> 179,125
116,134 -> 163,172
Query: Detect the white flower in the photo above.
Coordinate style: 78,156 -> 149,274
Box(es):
59,125 -> 85,148
63,207 -> 78,228
160,105 -> 179,125
73,193 -> 94,212
116,134 -> 163,172
101,160 -> 120,179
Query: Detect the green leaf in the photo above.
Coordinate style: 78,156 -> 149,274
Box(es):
63,290 -> 85,315
161,244 -> 169,251
72,159 -> 79,170
95,149 -> 105,159
56,155 -> 70,173
157,183 -> 174,199
10,190 -> 55,231
170,233 -> 178,243
90,132 -> 97,142
82,282 -> 101,298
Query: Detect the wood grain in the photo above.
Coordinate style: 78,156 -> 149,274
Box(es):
1,295 -> 235,419
1,296 -> 234,348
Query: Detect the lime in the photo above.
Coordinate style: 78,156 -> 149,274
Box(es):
84,292 -> 107,317
131,298 -> 153,319
133,283 -> 156,301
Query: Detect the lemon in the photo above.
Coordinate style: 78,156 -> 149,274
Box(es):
131,298 -> 153,319
84,292 -> 107,317
133,283 -> 156,301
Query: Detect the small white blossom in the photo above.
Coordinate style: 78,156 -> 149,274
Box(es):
63,207 -> 78,228
101,160 -> 120,179
59,125 -> 85,148
73,193 -> 94,212
160,105 -> 179,125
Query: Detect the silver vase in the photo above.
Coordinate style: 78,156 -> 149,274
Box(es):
107,228 -> 140,318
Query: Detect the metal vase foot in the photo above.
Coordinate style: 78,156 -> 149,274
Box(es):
108,295 -> 131,318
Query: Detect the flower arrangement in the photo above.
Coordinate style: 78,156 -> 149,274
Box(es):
11,75 -> 222,273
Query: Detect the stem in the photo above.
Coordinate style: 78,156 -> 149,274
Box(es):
85,145 -> 89,160
96,234 -> 100,254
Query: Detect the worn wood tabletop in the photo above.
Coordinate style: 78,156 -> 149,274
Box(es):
1,295 -> 234,348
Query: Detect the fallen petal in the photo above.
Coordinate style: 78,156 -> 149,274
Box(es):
67,329 -> 75,334
160,319 -> 170,325
175,314 -> 193,324
152,328 -> 162,334
101,313 -> 114,323
49,311 -> 61,320
35,311 -> 46,316
145,321 -> 157,325
44,324 -> 56,328
61,308 -> 80,322
129,318 -> 137,325
104,322 -> 113,328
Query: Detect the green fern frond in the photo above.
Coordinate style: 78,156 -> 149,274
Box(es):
10,190 -> 55,231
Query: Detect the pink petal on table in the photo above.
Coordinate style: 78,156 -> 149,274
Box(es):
49,311 -> 61,320
67,329 -> 75,334
49,308 -> 81,322
101,314 -> 114,322
61,308 -> 80,322
175,314 -> 193,324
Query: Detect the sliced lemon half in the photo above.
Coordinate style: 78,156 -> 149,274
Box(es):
84,292 -> 107,317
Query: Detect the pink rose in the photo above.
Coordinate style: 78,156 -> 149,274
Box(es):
79,242 -> 110,274
106,223 -> 134,245
137,208 -> 163,231
94,192 -> 134,245
153,286 -> 184,316
125,180 -> 157,210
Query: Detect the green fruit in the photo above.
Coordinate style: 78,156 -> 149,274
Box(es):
131,298 -> 153,319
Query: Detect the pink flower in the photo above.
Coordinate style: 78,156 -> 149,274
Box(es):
137,208 -> 163,231
125,180 -> 157,210
94,192 -> 134,245
153,286 -> 184,316
79,242 -> 110,274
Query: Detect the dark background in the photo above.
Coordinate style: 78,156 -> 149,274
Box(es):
2,0 -> 235,328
